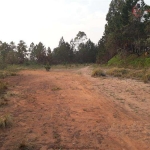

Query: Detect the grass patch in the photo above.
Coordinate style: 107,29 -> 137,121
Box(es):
143,74 -> 150,83
0,114 -> 13,128
0,64 -> 23,79
0,81 -> 7,94
51,63 -> 93,69
106,67 -> 150,83
108,55 -> 122,67
51,87 -> 61,91
0,71 -> 17,79
17,139 -> 35,150
107,68 -> 129,77
108,54 -> 150,68
92,68 -> 106,77
0,98 -> 8,107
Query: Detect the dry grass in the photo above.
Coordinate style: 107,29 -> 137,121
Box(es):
92,68 -> 106,77
0,71 -> 17,79
0,114 -> 13,128
0,98 -> 8,107
51,87 -> 61,91
106,67 -> 150,83
17,140 -> 35,150
143,74 -> 150,83
107,68 -> 129,77
0,81 -> 7,94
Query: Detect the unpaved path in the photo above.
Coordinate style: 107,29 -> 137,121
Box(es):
0,67 -> 150,150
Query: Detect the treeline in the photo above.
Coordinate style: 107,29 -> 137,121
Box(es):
0,31 -> 98,67
97,0 -> 150,63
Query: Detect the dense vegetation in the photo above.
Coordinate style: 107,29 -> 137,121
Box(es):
97,0 -> 150,63
0,0 -> 150,68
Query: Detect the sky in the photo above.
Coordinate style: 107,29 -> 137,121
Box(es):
0,0 -> 149,50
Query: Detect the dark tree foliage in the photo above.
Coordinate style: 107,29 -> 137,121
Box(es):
30,42 -> 47,64
17,40 -> 27,64
46,47 -> 52,64
97,0 -> 150,63
0,41 -> 18,65
76,39 -> 97,63
52,37 -> 73,64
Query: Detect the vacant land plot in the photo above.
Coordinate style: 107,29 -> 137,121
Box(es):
0,67 -> 150,150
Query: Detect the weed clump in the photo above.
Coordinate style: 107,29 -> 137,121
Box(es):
18,140 -> 34,150
92,68 -> 106,77
0,81 -> 7,94
51,87 -> 61,91
0,98 -> 8,106
0,71 -> 17,79
143,74 -> 150,83
0,114 -> 13,128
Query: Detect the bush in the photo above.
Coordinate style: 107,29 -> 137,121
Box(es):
92,68 -> 106,77
45,64 -> 51,71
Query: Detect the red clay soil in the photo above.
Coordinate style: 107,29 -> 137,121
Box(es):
0,67 -> 150,150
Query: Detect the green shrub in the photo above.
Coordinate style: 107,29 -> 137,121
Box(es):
45,64 -> 51,71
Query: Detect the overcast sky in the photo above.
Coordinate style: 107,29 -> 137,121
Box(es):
0,0 -> 149,50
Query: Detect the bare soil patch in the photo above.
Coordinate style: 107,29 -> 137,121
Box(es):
0,67 -> 150,150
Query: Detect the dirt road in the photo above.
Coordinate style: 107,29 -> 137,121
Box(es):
0,67 -> 150,150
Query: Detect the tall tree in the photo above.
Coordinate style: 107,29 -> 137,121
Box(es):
30,42 -> 46,64
46,47 -> 52,64
53,37 -> 73,64
0,42 -> 11,62
6,41 -> 18,64
17,40 -> 27,64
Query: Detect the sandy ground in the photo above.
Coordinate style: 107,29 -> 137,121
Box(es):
0,66 -> 150,150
